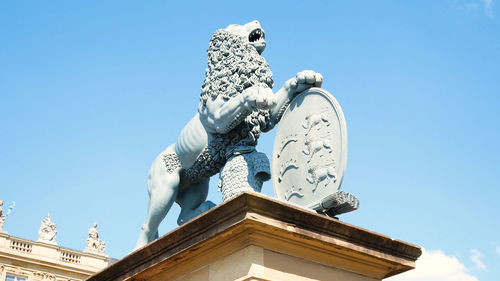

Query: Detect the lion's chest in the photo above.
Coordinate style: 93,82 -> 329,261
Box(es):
180,111 -> 268,184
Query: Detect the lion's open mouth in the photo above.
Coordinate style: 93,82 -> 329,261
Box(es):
249,28 -> 265,42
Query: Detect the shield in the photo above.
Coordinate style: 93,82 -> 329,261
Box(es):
272,88 -> 358,216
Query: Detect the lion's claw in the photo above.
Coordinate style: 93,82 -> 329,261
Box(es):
243,85 -> 277,110
285,70 -> 323,96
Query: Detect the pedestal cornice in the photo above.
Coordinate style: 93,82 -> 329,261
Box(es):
89,192 -> 421,281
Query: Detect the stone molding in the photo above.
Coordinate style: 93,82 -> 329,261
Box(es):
89,192 -> 421,281
0,232 -> 110,280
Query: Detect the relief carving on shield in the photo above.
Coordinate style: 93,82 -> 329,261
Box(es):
272,88 -> 359,216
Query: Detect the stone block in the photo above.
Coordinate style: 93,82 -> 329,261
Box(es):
89,193 -> 421,281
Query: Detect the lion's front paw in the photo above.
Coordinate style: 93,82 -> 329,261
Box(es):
285,70 -> 323,95
243,85 -> 277,110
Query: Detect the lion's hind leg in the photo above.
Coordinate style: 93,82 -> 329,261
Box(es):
135,147 -> 180,250
176,179 -> 216,225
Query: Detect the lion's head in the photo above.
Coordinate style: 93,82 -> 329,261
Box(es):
224,20 -> 266,54
200,20 -> 274,106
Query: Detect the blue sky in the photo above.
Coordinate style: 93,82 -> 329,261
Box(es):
1,1 -> 499,280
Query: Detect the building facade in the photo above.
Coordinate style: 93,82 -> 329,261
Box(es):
0,206 -> 111,281
0,232 -> 110,281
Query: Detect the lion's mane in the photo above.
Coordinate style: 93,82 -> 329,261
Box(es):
201,30 -> 274,148
180,30 -> 275,184
200,29 -> 274,104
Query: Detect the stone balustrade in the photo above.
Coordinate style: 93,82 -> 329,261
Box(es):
0,232 -> 110,281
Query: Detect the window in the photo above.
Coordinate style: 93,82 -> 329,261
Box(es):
5,275 -> 27,281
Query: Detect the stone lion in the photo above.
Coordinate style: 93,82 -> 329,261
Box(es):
135,20 -> 323,249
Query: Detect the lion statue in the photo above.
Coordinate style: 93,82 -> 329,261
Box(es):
135,20 -> 323,249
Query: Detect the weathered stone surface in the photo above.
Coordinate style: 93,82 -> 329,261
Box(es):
90,193 -> 421,281
310,190 -> 360,216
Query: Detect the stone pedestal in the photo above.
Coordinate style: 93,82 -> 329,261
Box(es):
90,193 -> 421,281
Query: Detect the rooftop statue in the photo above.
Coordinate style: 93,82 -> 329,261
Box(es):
135,20 -> 323,249
0,200 -> 4,233
0,200 -> 14,233
38,214 -> 58,245
84,222 -> 106,255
